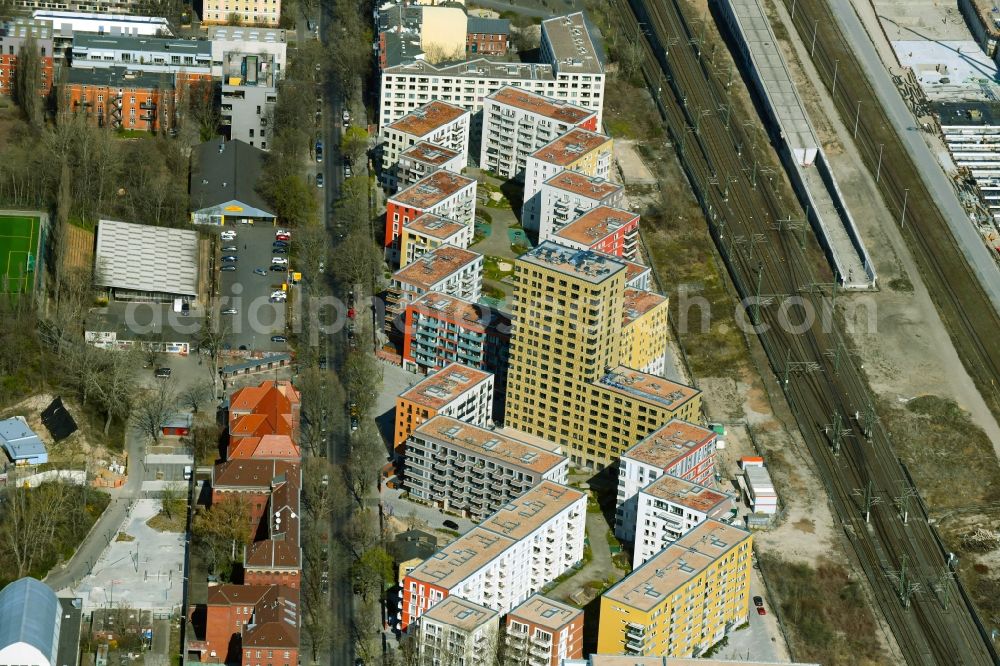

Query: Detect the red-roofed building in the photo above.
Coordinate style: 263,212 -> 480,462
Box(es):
228,381 -> 301,443
199,584 -> 299,666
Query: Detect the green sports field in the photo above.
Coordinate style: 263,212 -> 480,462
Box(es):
0,214 -> 40,295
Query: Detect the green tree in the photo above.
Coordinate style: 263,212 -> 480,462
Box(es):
340,125 -> 369,166
350,546 -> 394,601
260,174 -> 318,227
192,494 -> 252,580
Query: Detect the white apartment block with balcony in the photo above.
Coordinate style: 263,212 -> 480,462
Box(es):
416,597 -> 500,666
479,86 -> 597,180
379,12 -> 605,128
632,474 -> 736,567
384,244 -> 483,332
396,363 -> 495,439
397,142 -> 465,191
70,32 -> 211,74
209,26 -> 286,78
404,415 -> 567,520
535,171 -> 624,243
385,170 -> 477,264
380,100 -> 470,190
401,481 -> 586,629
615,420 -> 718,543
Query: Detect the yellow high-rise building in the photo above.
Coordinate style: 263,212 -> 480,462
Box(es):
505,242 -> 701,468
597,520 -> 752,658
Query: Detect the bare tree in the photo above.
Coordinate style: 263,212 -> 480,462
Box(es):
91,348 -> 142,435
159,483 -> 185,520
0,483 -> 70,577
192,494 -> 252,580
179,380 -> 214,414
14,34 -> 43,129
131,382 -> 178,444
195,315 -> 230,395
182,423 -> 223,465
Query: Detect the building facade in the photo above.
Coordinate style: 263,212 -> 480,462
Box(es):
63,67 -> 176,131
70,32 -> 212,75
614,420 -> 718,543
504,594 -> 583,666
480,86 -> 597,180
400,481 -> 586,629
202,0 -> 281,27
466,16 -> 510,57
620,289 -> 670,376
393,362 -> 494,449
384,170 -> 477,264
400,213 -> 473,265
597,520 -> 752,658
209,26 -> 286,78
535,171 -> 623,243
522,128 -> 613,231
404,415 -> 567,518
384,244 -> 483,335
221,50 -> 278,149
0,19 -> 54,98
416,597 -> 500,665
504,242 -> 701,469
551,205 -> 639,258
380,100 -> 471,190
396,141 -> 464,191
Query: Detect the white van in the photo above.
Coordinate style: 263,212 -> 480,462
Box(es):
183,465 -> 192,481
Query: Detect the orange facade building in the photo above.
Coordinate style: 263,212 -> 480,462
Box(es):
0,19 -> 54,99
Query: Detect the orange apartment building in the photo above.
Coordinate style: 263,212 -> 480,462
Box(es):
0,19 -> 54,98
202,585 -> 299,666
63,66 -> 176,132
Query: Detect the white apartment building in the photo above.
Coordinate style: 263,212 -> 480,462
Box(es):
380,100 -> 471,190
402,213 -> 474,264
394,363 -> 495,446
385,170 -> 477,264
417,597 -> 500,665
505,594 -> 583,666
533,171 -> 623,242
202,0 -> 280,27
632,474 -> 736,567
480,85 -> 597,180
401,480 -> 586,629
385,244 -> 483,332
379,12 -> 605,128
70,32 -> 211,75
33,10 -> 172,36
209,26 -> 286,78
522,129 -> 614,231
397,142 -> 464,191
615,420 -> 718,543
404,415 -> 568,520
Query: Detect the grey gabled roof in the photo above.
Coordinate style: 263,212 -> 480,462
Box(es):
190,138 -> 275,218
0,578 -> 60,665
467,16 -> 510,36
94,219 -> 199,297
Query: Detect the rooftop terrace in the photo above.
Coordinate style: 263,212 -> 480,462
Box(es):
531,127 -> 610,167
518,241 -> 626,284
391,170 -> 476,210
413,415 -> 564,475
387,100 -> 467,138
398,363 -> 492,410
623,419 -> 715,470
599,367 -> 701,411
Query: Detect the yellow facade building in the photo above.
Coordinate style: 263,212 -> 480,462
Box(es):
597,520 -> 753,658
202,0 -> 280,26
504,242 -> 701,468
621,289 -> 670,375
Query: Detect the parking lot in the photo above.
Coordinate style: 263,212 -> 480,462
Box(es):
216,225 -> 290,353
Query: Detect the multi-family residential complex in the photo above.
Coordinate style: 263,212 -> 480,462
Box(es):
535,171 -> 624,242
400,480 -> 586,628
14,0 -> 140,14
480,86 -> 598,180
403,415 -> 567,518
220,50 -> 278,149
620,289 -> 670,376
63,67 -> 176,131
70,33 -> 212,76
567,659 -> 819,666
466,16 -> 510,57
633,476 -> 736,567
396,142 -> 464,191
0,19 -> 54,98
551,205 -> 640,259
393,362 -> 494,448
402,292 -> 511,400
597,520 -> 753,658
379,12 -> 605,128
202,585 -> 299,666
522,128 -> 613,231
614,420 -> 718,543
505,594 -> 584,666
416,597 -> 500,665
380,100 -> 471,190
505,242 -> 702,468
202,0 -> 281,27
400,213 -> 473,265
384,244 -> 483,334
383,170 -> 477,264
209,26 -> 286,78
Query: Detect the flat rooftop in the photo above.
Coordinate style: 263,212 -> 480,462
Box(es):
488,86 -> 595,124
387,100 -> 468,137
623,258 -> 651,285
555,206 -> 637,246
404,213 -> 466,240
407,527 -> 516,589
508,594 -> 581,631
385,57 -> 556,82
723,0 -> 818,156
391,170 -> 476,210
894,40 -> 1000,102
72,31 -> 211,57
541,12 -> 604,75
573,657 -> 817,666
398,362 -> 493,410
531,127 -> 610,167
67,65 -> 173,89
602,519 -> 751,611
413,415 -> 565,475
642,474 -> 733,514
622,288 -> 667,326
93,219 -> 198,297
400,141 -> 460,167
410,291 -> 507,333
209,26 -> 285,43
598,367 -> 701,412
544,170 -> 622,201
623,419 -> 716,470
518,241 -> 626,284
480,481 -> 584,541
421,596 -> 498,632
392,245 -> 481,290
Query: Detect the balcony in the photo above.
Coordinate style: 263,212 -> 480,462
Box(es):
140,100 -> 156,110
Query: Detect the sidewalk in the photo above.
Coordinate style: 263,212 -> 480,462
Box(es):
546,509 -> 625,603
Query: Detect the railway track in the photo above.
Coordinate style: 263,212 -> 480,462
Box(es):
610,0 -> 998,662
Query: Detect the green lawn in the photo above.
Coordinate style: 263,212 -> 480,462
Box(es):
0,214 -> 40,294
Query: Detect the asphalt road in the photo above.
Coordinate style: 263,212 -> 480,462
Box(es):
827,1 -> 1000,313
216,225 -> 290,353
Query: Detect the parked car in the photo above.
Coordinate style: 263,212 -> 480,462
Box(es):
222,255 -> 237,262
343,109 -> 350,123
271,290 -> 287,299
344,164 -> 353,178
154,367 -> 171,378
443,519 -> 459,531
273,240 -> 289,248
276,229 -> 290,237
271,256 -> 288,265
221,230 -> 236,240
318,356 -> 328,370
275,233 -> 290,241
756,606 -> 766,616
220,265 -> 237,272
316,172 -> 324,188
753,596 -> 764,608
222,245 -> 238,252
254,268 -> 268,276
350,417 -> 359,431
271,335 -> 287,342
270,264 -> 286,272
222,307 -> 238,315
316,141 -> 323,163
272,247 -> 289,254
